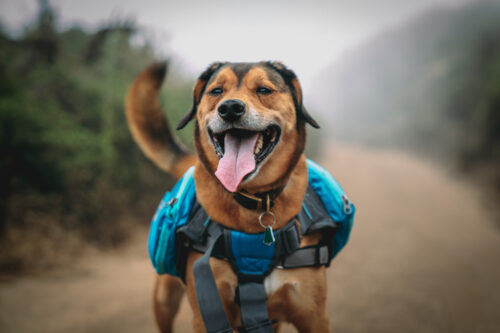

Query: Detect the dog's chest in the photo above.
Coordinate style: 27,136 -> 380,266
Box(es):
264,268 -> 298,295
209,258 -> 299,299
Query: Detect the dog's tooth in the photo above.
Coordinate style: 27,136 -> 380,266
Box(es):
254,135 -> 263,154
270,132 -> 277,142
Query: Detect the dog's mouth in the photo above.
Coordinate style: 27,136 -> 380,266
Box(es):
209,125 -> 281,162
208,125 -> 281,192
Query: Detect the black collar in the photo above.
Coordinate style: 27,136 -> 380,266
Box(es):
233,186 -> 284,211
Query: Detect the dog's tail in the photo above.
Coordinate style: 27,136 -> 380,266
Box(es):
125,62 -> 196,179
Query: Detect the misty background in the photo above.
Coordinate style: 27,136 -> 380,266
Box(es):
311,1 -> 500,186
0,0 -> 499,332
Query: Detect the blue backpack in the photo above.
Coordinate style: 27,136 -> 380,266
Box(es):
148,159 -> 355,277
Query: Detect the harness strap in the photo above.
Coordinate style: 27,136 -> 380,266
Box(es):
193,230 -> 233,333
281,244 -> 329,268
237,282 -> 274,332
187,187 -> 339,331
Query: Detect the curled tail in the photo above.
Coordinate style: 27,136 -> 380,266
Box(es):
125,62 -> 195,179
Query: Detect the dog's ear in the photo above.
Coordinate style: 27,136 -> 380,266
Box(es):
265,61 -> 320,129
176,62 -> 226,130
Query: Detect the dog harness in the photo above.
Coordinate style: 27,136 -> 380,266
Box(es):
148,159 -> 355,332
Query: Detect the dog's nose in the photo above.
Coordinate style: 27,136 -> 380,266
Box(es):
217,99 -> 246,122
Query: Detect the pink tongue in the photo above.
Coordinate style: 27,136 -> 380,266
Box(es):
215,132 -> 259,192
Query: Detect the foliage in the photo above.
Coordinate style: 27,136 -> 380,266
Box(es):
0,3 -> 194,271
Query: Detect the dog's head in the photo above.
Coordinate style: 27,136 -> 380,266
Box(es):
177,61 -> 319,193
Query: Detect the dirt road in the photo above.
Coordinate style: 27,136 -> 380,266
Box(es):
1,143 -> 499,332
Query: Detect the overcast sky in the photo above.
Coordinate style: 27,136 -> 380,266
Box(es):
1,0 -> 471,94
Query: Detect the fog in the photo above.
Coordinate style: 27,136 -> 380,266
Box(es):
0,0 -> 471,91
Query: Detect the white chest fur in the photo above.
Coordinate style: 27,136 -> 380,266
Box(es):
264,269 -> 299,295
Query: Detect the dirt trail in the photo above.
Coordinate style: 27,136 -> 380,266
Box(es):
1,143 -> 499,333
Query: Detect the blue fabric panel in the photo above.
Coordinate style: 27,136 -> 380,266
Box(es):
306,159 -> 355,258
230,231 -> 275,276
148,166 -> 196,276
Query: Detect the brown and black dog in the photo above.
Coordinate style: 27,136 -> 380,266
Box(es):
125,61 -> 330,332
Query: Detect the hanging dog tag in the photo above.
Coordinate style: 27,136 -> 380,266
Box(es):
259,211 -> 276,246
263,226 -> 275,246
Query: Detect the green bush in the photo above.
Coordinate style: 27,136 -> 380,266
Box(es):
0,4 -> 194,272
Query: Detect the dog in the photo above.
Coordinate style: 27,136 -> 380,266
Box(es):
125,61 -> 331,332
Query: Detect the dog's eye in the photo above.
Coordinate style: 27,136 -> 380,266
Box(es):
209,87 -> 223,96
256,87 -> 273,95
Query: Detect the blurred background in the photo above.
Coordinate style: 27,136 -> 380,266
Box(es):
0,0 -> 499,332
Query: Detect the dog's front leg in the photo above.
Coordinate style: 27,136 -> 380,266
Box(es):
292,313 -> 330,333
185,252 -> 241,332
153,274 -> 185,333
278,267 -> 331,333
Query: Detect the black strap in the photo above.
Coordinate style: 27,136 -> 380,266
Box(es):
233,186 -> 284,211
275,219 -> 301,257
281,244 -> 329,268
297,185 -> 340,235
237,282 -> 274,332
180,201 -> 209,242
193,231 -> 233,333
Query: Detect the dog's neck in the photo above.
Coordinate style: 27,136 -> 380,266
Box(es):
193,155 -> 308,233
232,186 -> 285,211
